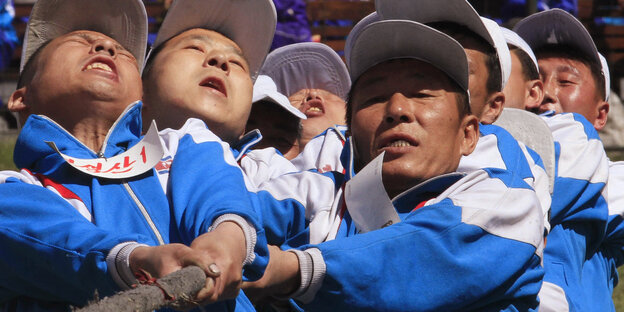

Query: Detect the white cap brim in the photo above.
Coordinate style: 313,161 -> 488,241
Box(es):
21,0 -> 147,72
514,9 -> 607,100
150,0 -> 276,81
347,20 -> 469,93
480,17 -> 511,90
253,75 -> 306,119
501,27 -> 539,75
599,53 -> 611,101
260,42 -> 350,100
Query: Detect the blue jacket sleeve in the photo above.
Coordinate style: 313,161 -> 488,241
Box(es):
297,170 -> 545,312
0,180 -> 144,305
163,119 -> 270,279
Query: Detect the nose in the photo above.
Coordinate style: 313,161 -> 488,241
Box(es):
305,89 -> 322,102
205,53 -> 230,73
540,77 -> 559,107
91,38 -> 117,58
384,93 -> 414,125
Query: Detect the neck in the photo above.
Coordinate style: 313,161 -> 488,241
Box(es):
298,129 -> 318,150
67,116 -> 115,153
281,143 -> 301,160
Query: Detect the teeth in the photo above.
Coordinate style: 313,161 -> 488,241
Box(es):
307,107 -> 323,113
387,140 -> 411,147
86,62 -> 112,72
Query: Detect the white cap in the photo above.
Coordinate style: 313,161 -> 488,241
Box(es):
150,0 -> 276,81
346,19 -> 469,93
344,12 -> 381,67
21,0 -> 148,72
599,53 -> 611,101
480,17 -> 511,90
376,0 -> 508,91
253,75 -> 307,119
500,27 -> 539,75
260,42 -> 351,100
514,9 -> 609,100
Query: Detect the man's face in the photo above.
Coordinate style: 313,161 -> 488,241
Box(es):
289,88 -> 346,139
25,30 -> 142,127
503,50 -> 528,109
537,54 -> 603,123
350,59 -> 477,198
143,28 -> 253,144
246,101 -> 301,159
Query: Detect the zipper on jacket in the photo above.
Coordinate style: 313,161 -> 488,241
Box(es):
122,181 -> 165,245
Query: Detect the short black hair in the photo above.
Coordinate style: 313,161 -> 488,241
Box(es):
534,44 -> 606,101
345,66 -> 471,128
141,40 -> 167,79
509,46 -> 539,81
428,22 -> 502,95
17,40 -> 52,89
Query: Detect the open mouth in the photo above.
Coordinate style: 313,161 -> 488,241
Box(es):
200,77 -> 227,97
378,134 -> 419,151
83,57 -> 117,76
386,140 -> 413,148
304,99 -> 324,116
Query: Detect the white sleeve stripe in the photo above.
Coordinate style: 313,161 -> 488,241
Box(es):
435,171 -> 544,251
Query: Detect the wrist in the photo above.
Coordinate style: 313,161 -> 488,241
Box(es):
208,214 -> 257,265
107,242 -> 148,290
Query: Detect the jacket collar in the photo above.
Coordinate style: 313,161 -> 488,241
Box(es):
343,135 -> 465,212
14,101 -> 144,172
231,129 -> 263,161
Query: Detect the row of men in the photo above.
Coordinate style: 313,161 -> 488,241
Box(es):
0,0 -> 619,311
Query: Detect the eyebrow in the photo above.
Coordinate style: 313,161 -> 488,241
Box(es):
555,65 -> 581,76
181,34 -> 246,59
73,32 -> 129,53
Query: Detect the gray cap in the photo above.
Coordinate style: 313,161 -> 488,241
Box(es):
150,0 -> 276,81
514,9 -> 609,101
346,19 -> 469,93
376,0 -> 509,91
260,42 -> 351,100
21,0 -> 148,72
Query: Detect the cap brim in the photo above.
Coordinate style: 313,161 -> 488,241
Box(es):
501,27 -> 539,74
253,76 -> 306,119
22,0 -> 147,72
348,20 -> 468,92
260,42 -> 350,100
151,0 -> 276,81
599,53 -> 611,101
376,0 -> 494,47
514,9 -> 599,67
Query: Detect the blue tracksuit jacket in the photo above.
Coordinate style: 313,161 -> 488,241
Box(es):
0,102 -> 268,311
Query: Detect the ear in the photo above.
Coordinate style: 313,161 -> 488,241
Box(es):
593,100 -> 609,131
480,91 -> 505,124
8,87 -> 30,125
460,114 -> 480,156
525,79 -> 544,111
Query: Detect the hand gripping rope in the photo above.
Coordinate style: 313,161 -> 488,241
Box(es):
75,266 -> 206,312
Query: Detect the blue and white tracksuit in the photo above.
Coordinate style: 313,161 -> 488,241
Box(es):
0,102 -> 268,311
290,124 -> 551,234
251,122 -> 546,310
290,125 -> 348,174
536,112 -> 609,312
577,161 -> 624,312
279,137 -> 545,311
